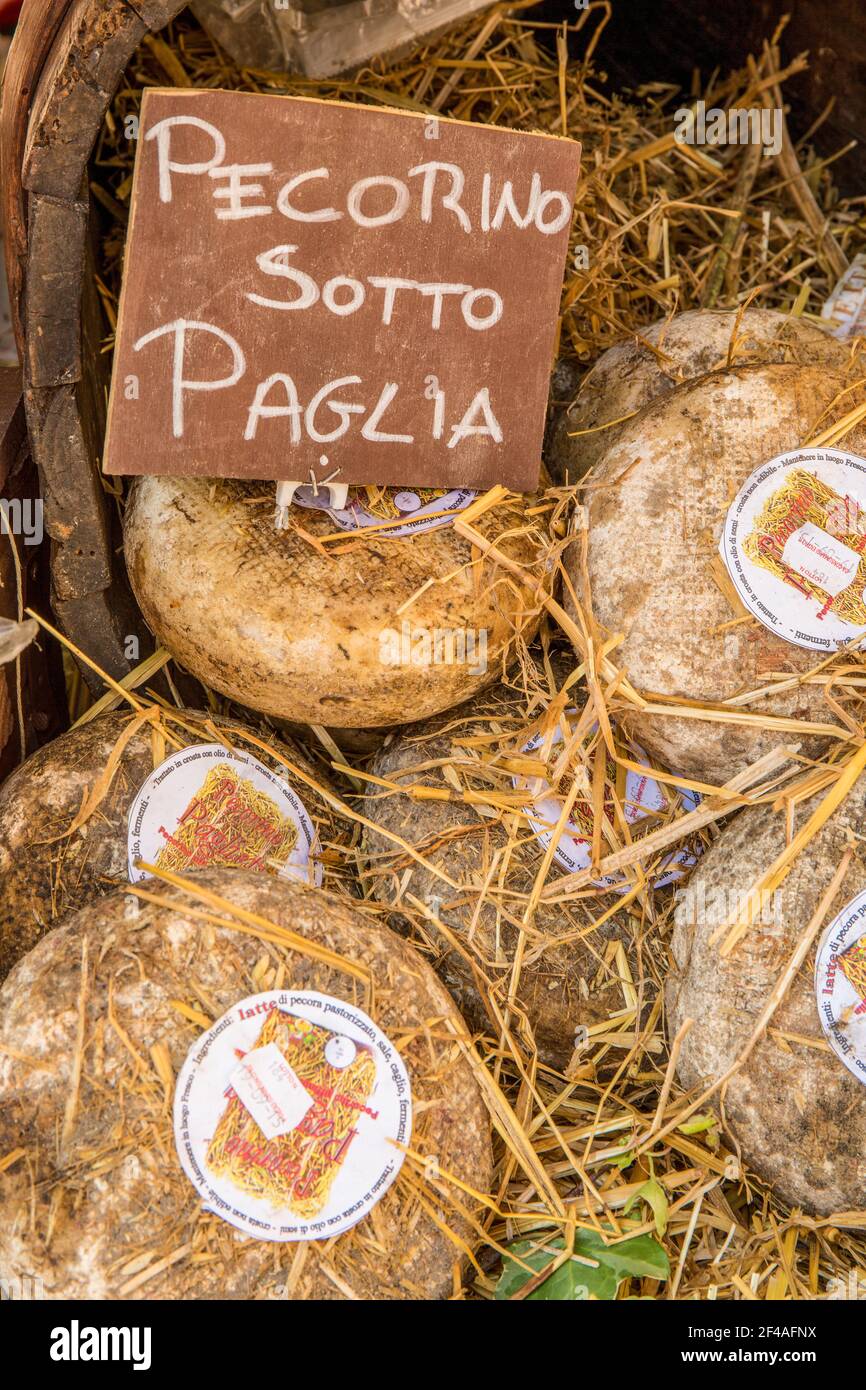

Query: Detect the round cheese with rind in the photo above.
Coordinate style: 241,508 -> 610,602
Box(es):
123,477 -> 547,729
666,782 -> 866,1215
0,708 -> 352,981
361,680 -> 637,1066
567,363 -> 866,785
0,869 -> 492,1299
548,308 -> 851,482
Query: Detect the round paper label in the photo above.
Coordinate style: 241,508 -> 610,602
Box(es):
293,484 -> 476,538
515,722 -> 701,889
815,891 -> 866,1086
127,743 -> 322,887
174,991 -> 412,1242
720,447 -> 866,651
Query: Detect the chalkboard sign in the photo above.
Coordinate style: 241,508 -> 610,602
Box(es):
103,89 -> 581,493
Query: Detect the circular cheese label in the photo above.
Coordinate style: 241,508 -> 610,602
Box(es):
174,991 -> 412,1242
293,484 -> 476,538
815,892 -> 866,1086
720,447 -> 866,651
127,743 -> 322,887
821,254 -> 866,340
515,721 -> 701,889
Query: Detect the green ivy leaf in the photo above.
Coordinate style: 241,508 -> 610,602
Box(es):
495,1238 -> 616,1301
610,1148 -> 635,1170
623,1177 -> 669,1236
495,1229 -> 669,1301
573,1227 -> 670,1282
678,1113 -> 718,1136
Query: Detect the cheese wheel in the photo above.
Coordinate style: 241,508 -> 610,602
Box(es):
123,477 -> 547,728
666,783 -> 866,1214
0,707 -> 352,981
0,870 -> 492,1299
548,309 -> 850,482
567,363 -> 866,786
361,680 -> 639,1066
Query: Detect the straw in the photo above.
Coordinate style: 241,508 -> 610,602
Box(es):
67,1 -> 866,1301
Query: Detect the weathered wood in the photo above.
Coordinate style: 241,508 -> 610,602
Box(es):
2,0 -> 185,683
79,207 -> 110,470
1,0 -> 185,348
23,0 -> 148,202
0,0 -> 71,353
24,383 -> 112,599
126,0 -> 186,27
0,365 -> 68,774
0,368 -> 22,761
0,364 -> 24,492
25,190 -> 87,387
52,586 -> 149,689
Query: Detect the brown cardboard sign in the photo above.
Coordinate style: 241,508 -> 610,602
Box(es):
103,88 -> 580,492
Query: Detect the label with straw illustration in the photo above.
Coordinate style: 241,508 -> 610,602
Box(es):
174,991 -> 412,1241
127,743 -> 321,886
293,483 -> 476,538
816,891 -> 866,1086
514,719 -> 701,889
720,448 -> 866,651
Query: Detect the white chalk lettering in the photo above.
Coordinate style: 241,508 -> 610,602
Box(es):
408,162 -> 471,234
347,175 -> 410,228
276,167 -> 341,222
486,172 -> 541,231
236,370 -> 499,451
322,276 -> 365,316
417,282 -> 472,330
534,188 -> 571,234
361,382 -> 413,444
247,246 -> 319,311
145,116 -> 226,203
447,387 -> 502,449
460,287 -> 503,330
133,319 -> 245,437
368,276 -> 419,326
305,376 -> 366,443
209,163 -> 273,219
245,373 -> 303,442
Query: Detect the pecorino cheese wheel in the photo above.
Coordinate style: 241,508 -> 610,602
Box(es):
361,680 -> 644,1066
567,362 -> 866,786
123,477 -> 547,729
0,707 -> 353,981
666,782 -> 866,1215
0,870 -> 492,1299
548,308 -> 850,482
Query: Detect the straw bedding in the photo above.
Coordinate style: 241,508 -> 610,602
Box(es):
360,673 -> 641,1067
20,0 -> 866,1298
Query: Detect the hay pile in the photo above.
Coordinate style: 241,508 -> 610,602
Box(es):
91,5 -> 866,369
54,1 -> 866,1299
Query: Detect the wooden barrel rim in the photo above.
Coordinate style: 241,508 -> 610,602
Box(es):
6,1 -> 187,684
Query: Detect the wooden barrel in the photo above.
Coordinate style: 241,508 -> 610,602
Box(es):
0,1 -> 186,688
0,361 -> 66,773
